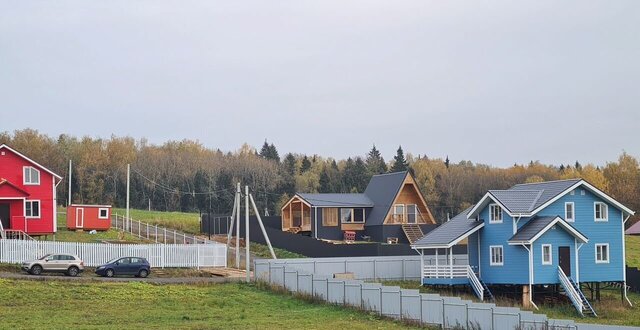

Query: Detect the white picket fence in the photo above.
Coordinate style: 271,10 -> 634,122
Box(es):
0,239 -> 227,268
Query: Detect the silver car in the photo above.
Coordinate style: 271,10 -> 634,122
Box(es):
22,254 -> 85,276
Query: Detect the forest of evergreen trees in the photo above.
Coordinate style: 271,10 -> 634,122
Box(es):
2,129 -> 639,224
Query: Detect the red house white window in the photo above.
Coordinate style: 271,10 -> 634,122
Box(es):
23,166 -> 40,185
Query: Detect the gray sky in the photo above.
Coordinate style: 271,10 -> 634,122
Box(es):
1,1 -> 639,167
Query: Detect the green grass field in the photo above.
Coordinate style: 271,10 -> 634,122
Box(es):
113,208 -> 201,234
52,210 -> 147,243
626,235 -> 640,269
0,279 -> 421,330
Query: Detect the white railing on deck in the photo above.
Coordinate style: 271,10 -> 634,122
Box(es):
0,239 -> 227,268
467,265 -> 484,301
423,265 -> 469,278
558,266 -> 584,316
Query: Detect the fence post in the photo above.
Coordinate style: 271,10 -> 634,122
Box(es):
138,220 -> 141,238
155,225 -> 158,243
197,244 -> 200,269
164,228 -> 167,244
146,223 -> 149,239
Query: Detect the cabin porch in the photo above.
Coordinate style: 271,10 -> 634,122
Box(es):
281,196 -> 312,233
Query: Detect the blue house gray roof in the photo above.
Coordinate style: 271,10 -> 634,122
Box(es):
469,179 -> 583,218
508,216 -> 588,244
412,207 -> 483,248
297,193 -> 374,208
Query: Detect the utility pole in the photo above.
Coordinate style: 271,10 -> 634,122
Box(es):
68,159 -> 72,206
126,164 -> 130,231
235,183 -> 240,268
245,185 -> 250,282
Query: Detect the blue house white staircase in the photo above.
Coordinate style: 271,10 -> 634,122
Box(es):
558,266 -> 597,317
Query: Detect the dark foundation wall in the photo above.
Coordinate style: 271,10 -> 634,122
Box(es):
365,224 -> 438,244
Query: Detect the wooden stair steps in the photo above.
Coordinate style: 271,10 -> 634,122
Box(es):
401,224 -> 424,244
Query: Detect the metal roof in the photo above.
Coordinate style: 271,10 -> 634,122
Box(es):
508,216 -> 587,243
508,179 -> 581,211
412,207 -> 483,248
626,221 -> 640,235
297,193 -> 374,207
363,171 -> 408,226
488,190 -> 542,213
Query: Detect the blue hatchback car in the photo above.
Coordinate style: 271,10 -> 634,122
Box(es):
95,257 -> 151,278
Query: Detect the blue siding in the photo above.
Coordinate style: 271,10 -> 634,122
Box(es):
468,232 -> 480,271
471,186 -> 626,285
536,189 -> 624,282
531,227 -> 576,284
478,206 -> 529,284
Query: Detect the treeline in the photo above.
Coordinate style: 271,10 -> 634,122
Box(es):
2,129 -> 639,224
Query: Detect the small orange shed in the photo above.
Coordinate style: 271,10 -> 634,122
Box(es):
66,204 -> 112,231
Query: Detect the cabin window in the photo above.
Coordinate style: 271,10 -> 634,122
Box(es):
322,208 -> 338,226
98,208 -> 109,219
594,202 -> 608,222
490,245 -> 503,266
23,166 -> 40,185
393,204 -> 404,223
341,208 -> 365,223
25,200 -> 40,218
542,244 -> 552,265
565,202 -> 575,222
595,243 -> 609,263
489,204 -> 502,224
407,204 -> 417,223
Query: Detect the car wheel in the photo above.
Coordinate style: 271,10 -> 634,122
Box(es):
105,269 -> 114,278
138,269 -> 149,278
67,266 -> 79,277
30,265 -> 43,275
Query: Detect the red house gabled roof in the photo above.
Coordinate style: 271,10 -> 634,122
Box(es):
0,144 -> 62,181
0,178 -> 30,197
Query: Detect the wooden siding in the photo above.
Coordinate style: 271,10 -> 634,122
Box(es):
383,174 -> 435,225
341,223 -> 365,231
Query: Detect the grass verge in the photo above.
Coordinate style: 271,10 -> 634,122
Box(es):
0,279 -> 423,329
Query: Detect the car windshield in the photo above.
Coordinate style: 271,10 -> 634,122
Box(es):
38,254 -> 51,260
106,257 -> 121,264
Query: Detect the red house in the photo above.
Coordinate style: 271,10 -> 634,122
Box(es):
66,204 -> 112,231
0,144 -> 62,236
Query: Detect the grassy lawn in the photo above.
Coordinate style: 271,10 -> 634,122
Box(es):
625,235 -> 640,269
0,279 -> 422,329
113,208 -> 201,234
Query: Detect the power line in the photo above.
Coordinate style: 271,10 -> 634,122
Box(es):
131,167 -> 235,196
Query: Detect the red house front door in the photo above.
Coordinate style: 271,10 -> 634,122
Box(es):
0,203 -> 9,229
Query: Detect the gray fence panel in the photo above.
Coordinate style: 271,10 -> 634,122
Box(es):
493,307 -> 521,330
443,297 -> 468,329
400,289 -> 421,321
327,280 -> 346,304
381,286 -> 402,318
312,276 -> 329,300
271,266 -> 285,286
344,281 -> 363,308
361,284 -> 382,314
421,294 -> 444,325
284,269 -> 298,292
298,273 -> 314,295
254,261 -> 270,281
467,303 -> 494,330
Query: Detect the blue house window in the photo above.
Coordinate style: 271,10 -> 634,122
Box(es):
595,244 -> 609,263
565,202 -> 575,222
490,245 -> 503,266
489,204 -> 502,224
542,244 -> 552,265
594,202 -> 608,222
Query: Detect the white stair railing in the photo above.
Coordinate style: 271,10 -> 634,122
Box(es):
558,266 -> 584,316
467,266 -> 484,301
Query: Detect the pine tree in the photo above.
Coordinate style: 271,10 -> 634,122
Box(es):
353,157 -> 369,192
259,140 -> 280,162
319,167 -> 331,193
365,144 -> 387,175
342,157 -> 356,192
575,161 -> 582,171
445,156 -> 450,169
300,155 -> 312,173
390,146 -> 408,172
283,153 -> 297,176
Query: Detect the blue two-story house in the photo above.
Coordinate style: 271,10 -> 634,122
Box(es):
412,179 -> 635,316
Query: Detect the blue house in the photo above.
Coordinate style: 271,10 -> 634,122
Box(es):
280,171 -> 437,244
412,179 -> 635,316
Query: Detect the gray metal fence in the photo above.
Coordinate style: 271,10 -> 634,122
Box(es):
256,257 -> 579,330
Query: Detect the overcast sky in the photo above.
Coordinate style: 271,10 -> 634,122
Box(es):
1,1 -> 639,167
